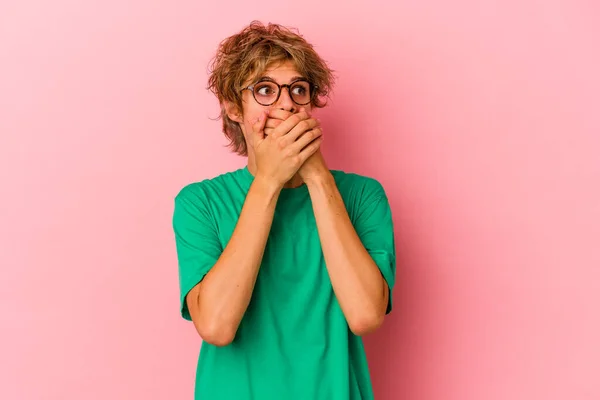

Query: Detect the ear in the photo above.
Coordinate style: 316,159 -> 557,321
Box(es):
224,101 -> 243,124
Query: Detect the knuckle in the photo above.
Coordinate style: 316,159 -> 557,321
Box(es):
284,148 -> 295,158
298,120 -> 309,131
291,155 -> 302,166
292,113 -> 306,124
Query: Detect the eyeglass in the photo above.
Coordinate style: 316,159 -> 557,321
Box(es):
241,78 -> 316,106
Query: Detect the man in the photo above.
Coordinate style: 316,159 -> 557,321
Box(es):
173,20 -> 396,400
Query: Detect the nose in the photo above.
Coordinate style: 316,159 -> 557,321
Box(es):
275,86 -> 296,112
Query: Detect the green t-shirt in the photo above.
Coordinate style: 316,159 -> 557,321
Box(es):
173,166 -> 396,400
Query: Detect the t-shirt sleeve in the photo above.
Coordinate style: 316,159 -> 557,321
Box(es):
172,185 -> 223,321
354,179 -> 396,314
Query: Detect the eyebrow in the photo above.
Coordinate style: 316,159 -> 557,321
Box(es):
256,75 -> 307,84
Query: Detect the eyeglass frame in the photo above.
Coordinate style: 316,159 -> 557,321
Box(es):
240,78 -> 318,106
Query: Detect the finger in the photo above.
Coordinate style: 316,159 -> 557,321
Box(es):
251,111 -> 269,140
265,117 -> 283,130
298,107 -> 314,119
298,137 -> 323,163
267,109 -> 294,121
264,127 -> 275,136
290,127 -> 322,153
271,107 -> 310,121
271,111 -> 310,138
282,118 -> 320,145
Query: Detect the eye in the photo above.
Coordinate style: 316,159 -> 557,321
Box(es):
292,86 -> 306,95
291,82 -> 310,97
255,83 -> 276,96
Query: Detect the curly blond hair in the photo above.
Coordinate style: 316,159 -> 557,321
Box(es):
207,21 -> 335,156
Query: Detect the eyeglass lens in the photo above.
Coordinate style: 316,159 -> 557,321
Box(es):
253,81 -> 312,105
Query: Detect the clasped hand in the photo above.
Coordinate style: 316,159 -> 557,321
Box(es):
251,108 -> 327,188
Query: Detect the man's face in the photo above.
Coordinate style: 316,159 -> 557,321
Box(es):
236,60 -> 313,149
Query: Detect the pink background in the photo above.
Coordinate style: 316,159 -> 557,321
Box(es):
1,1 -> 599,399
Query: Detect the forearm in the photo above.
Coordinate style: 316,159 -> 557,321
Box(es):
189,177 -> 280,345
306,173 -> 388,336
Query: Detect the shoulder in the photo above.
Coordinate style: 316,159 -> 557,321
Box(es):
173,169 -> 245,228
330,170 -> 390,221
175,168 -> 245,204
331,169 -> 387,199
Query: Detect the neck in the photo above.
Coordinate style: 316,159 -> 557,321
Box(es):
284,173 -> 305,189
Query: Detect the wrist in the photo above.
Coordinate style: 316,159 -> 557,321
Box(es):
303,169 -> 334,189
253,174 -> 283,197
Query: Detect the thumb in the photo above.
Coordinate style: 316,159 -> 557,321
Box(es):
252,111 -> 269,140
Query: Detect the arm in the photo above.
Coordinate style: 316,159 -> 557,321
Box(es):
185,177 -> 280,346
306,170 -> 391,336
177,110 -> 321,346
